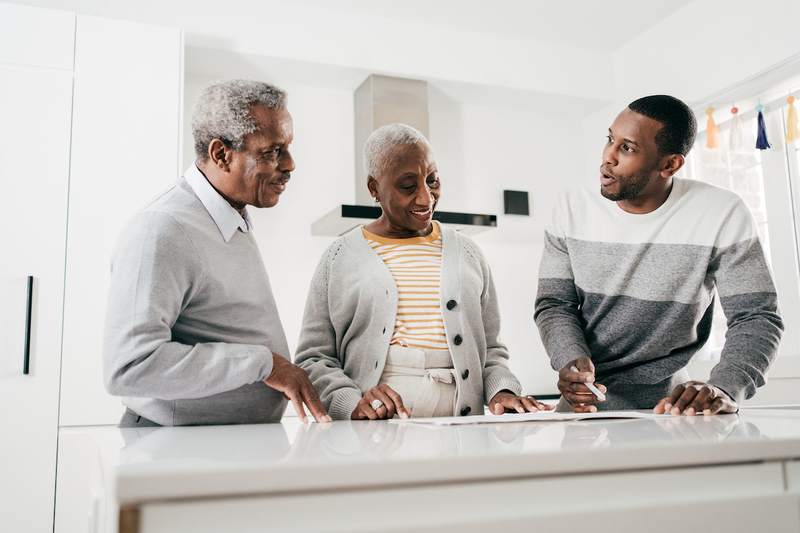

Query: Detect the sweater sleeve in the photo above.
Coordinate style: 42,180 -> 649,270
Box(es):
294,240 -> 364,420
103,211 -> 274,401
708,199 -> 783,401
534,192 -> 592,371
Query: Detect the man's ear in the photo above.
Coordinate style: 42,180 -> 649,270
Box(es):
208,139 -> 232,172
660,154 -> 685,178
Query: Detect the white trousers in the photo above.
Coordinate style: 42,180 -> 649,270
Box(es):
378,345 -> 458,418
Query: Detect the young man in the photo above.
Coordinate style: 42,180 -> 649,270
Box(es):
535,95 -> 783,415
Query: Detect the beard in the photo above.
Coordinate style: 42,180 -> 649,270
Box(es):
600,173 -> 651,202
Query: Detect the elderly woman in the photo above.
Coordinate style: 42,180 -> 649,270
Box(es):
295,124 -> 550,420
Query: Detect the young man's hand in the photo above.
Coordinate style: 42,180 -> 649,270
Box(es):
264,354 -> 331,423
654,381 -> 737,416
558,356 -> 607,413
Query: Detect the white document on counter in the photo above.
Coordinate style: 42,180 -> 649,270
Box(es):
391,410 -> 668,426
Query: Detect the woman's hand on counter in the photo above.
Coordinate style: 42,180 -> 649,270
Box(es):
488,391 -> 555,415
352,384 -> 411,420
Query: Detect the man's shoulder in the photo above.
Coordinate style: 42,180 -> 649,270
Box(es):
677,177 -> 743,210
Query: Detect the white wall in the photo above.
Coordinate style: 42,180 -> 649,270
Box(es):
581,0 -> 800,179
183,60 -> 590,396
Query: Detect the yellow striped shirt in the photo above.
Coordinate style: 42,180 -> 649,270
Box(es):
363,222 -> 448,351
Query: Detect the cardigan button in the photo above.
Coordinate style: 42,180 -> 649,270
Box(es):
461,368 -> 469,380
446,299 -> 457,310
460,406 -> 471,416
453,334 -> 463,346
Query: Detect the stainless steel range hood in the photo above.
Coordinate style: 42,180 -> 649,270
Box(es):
311,74 -> 497,236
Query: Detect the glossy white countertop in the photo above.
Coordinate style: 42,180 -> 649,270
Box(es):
78,408 -> 800,505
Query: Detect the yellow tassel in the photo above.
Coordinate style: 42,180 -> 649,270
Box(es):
787,96 -> 799,142
705,107 -> 720,149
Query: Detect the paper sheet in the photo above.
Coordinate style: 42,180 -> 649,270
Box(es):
390,410 -> 669,426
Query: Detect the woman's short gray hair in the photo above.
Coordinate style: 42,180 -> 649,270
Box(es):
364,123 -> 432,177
192,79 -> 287,160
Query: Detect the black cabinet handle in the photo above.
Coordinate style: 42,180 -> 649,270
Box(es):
23,275 -> 33,375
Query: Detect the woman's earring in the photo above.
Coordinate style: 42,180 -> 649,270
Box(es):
373,196 -> 380,204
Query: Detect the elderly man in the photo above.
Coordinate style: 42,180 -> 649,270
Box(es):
104,79 -> 329,426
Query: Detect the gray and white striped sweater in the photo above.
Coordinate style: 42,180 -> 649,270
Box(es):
535,177 -> 783,409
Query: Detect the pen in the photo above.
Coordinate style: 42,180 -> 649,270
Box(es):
570,365 -> 606,402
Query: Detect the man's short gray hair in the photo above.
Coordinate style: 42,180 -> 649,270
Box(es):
364,123 -> 432,177
192,79 -> 287,160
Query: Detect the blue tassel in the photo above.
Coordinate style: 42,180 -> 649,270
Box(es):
756,105 -> 771,150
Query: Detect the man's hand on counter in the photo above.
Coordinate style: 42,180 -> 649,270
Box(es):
264,354 -> 332,423
488,391 -> 554,414
558,356 -> 607,413
653,381 -> 738,416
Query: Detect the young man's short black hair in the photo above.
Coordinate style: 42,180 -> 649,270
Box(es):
628,95 -> 697,156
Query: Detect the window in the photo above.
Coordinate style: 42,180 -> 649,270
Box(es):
681,73 -> 800,367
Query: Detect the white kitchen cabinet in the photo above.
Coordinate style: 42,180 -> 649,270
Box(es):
0,63 -> 74,531
58,15 -> 184,427
0,2 -> 75,70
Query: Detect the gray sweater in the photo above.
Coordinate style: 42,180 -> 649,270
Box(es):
103,178 -> 288,425
295,225 -> 522,420
535,178 -> 783,409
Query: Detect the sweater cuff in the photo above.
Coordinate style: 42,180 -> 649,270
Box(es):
328,387 -> 364,420
484,372 -> 522,404
708,369 -> 753,403
254,346 -> 275,382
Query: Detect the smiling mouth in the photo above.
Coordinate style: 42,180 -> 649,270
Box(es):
409,207 -> 433,220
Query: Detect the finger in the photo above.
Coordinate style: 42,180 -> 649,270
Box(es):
559,367 -> 596,385
559,380 -> 597,394
573,403 -> 597,414
705,396 -> 726,416
506,397 -> 525,414
381,385 -> 409,419
360,395 -> 379,420
301,385 -> 331,423
671,386 -> 700,415
687,387 -> 713,416
371,388 -> 397,419
563,391 -> 600,406
538,400 -> 556,411
653,397 -> 669,414
289,392 -> 308,423
519,396 -> 539,413
375,404 -> 390,419
665,384 -> 686,411
491,401 -> 505,415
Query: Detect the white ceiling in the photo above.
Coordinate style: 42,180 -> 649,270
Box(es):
13,0 -> 694,53
298,0 -> 694,52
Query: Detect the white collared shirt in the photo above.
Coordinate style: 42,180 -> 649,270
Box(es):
184,164 -> 253,242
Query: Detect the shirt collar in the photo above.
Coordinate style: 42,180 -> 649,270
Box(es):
184,164 -> 253,242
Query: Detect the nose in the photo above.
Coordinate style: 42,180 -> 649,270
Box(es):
602,142 -> 617,167
415,184 -> 434,206
280,149 -> 295,173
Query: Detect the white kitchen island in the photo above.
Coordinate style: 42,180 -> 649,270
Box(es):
61,408 -> 800,533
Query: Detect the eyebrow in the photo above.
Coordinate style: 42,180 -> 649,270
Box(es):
608,128 -> 639,146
